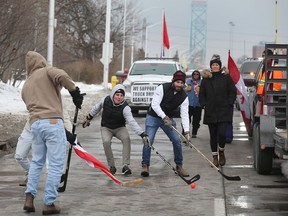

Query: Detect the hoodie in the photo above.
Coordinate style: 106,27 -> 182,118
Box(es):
88,84 -> 144,135
22,51 -> 76,124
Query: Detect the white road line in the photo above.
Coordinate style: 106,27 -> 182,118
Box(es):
214,198 -> 226,216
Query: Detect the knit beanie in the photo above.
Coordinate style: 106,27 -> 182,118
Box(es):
210,54 -> 222,68
172,70 -> 186,83
115,89 -> 125,96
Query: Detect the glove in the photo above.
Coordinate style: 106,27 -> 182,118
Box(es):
183,131 -> 190,142
82,114 -> 93,128
140,132 -> 149,146
163,116 -> 172,128
65,129 -> 77,145
185,85 -> 192,92
69,86 -> 83,109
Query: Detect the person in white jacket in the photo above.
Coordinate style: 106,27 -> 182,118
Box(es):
82,84 -> 148,176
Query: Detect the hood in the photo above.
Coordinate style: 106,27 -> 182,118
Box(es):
191,70 -> 202,81
110,84 -> 126,106
124,74 -> 173,84
201,67 -> 230,79
25,51 -> 47,76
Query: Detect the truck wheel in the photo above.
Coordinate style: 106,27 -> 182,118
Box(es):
253,122 -> 273,175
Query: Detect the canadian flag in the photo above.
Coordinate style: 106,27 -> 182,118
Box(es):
73,142 -> 122,185
228,51 -> 252,135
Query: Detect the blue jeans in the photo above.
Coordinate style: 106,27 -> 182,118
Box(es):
142,114 -> 183,166
25,119 -> 66,205
15,121 -> 32,176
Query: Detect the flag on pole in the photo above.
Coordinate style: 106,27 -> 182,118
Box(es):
228,51 -> 252,135
73,142 -> 122,185
163,12 -> 170,50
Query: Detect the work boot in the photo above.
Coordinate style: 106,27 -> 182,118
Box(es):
109,166 -> 117,175
219,150 -> 226,166
19,177 -> 28,187
42,203 -> 61,215
176,165 -> 190,177
122,165 -> 132,175
141,164 -> 149,177
213,155 -> 219,167
23,192 -> 35,212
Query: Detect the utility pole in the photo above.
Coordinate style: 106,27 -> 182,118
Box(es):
101,0 -> 112,89
121,0 -> 127,71
47,0 -> 55,66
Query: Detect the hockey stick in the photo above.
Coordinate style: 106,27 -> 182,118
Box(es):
58,106 -> 79,192
72,142 -> 144,187
147,140 -> 200,185
172,126 -> 241,181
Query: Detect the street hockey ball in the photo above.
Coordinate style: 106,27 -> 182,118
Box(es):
190,183 -> 196,189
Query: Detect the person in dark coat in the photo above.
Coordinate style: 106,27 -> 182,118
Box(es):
199,54 -> 237,167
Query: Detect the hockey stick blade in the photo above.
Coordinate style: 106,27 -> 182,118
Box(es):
171,126 -> 241,181
122,178 -> 144,187
180,174 -> 200,185
218,170 -> 241,181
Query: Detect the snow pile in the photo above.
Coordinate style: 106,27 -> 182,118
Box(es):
0,81 -> 109,115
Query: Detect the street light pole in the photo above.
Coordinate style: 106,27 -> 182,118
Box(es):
145,22 -> 161,58
47,0 -> 55,66
121,0 -> 127,71
103,0 -> 111,89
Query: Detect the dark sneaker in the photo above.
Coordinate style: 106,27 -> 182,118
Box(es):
192,134 -> 197,138
42,203 -> 61,215
141,165 -> 149,177
19,177 -> 28,187
110,166 -> 117,175
122,165 -> 132,175
176,165 -> 189,177
23,193 -> 35,213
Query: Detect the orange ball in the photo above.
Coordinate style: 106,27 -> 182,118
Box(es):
190,183 -> 196,189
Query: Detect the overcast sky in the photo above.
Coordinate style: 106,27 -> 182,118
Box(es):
134,0 -> 288,67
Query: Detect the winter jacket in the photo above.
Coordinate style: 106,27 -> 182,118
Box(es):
22,51 -> 76,124
199,69 -> 237,124
147,82 -> 190,132
185,73 -> 201,107
88,84 -> 144,135
148,82 -> 187,118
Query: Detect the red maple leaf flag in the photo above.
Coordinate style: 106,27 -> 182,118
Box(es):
73,142 -> 122,185
163,13 -> 170,49
228,51 -> 251,135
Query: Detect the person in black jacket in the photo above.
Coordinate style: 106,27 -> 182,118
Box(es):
141,71 -> 190,177
199,54 -> 237,167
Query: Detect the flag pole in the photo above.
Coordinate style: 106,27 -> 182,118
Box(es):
161,9 -> 164,58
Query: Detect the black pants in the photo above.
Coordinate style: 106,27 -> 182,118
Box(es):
208,122 -> 227,153
182,106 -> 202,135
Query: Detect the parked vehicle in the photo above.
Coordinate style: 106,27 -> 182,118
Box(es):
239,58 -> 262,87
250,44 -> 288,175
121,58 -> 184,114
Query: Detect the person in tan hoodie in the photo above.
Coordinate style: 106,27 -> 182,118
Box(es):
21,51 -> 83,215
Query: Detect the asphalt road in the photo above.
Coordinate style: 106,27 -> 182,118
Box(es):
1,108 -> 288,216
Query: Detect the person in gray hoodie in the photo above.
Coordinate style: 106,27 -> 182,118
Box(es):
82,84 -> 148,175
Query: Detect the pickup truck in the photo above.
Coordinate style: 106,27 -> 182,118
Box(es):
120,58 -> 184,114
